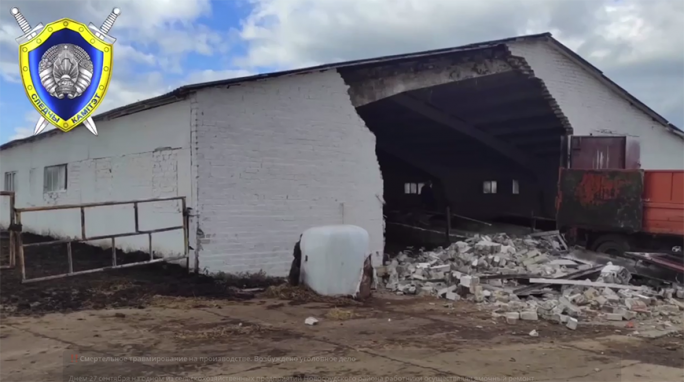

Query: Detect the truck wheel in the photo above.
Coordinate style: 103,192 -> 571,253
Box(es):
593,235 -> 630,256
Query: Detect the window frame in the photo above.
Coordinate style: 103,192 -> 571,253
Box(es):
482,180 -> 497,194
4,171 -> 16,192
404,182 -> 425,195
43,164 -> 68,193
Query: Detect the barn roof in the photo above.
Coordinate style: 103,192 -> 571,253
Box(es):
2,32 -> 681,151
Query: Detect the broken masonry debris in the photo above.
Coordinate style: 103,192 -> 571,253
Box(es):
380,231 -> 683,331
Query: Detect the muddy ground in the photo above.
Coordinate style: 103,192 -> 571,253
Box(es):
1,235 -> 683,381
2,295 -> 683,382
0,233 -> 281,316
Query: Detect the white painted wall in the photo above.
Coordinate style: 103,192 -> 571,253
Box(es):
508,40 -> 684,170
193,70 -> 384,276
0,100 -> 192,257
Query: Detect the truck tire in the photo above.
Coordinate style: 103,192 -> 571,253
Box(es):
593,235 -> 631,256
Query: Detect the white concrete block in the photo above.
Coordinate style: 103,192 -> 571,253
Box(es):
505,312 -> 519,324
305,317 -> 319,326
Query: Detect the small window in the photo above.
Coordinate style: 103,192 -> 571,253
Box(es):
44,164 -> 67,192
512,180 -> 520,195
483,180 -> 497,194
4,171 -> 16,192
404,182 -> 425,194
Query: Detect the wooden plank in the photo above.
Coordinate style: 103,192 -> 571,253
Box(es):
513,265 -> 603,296
529,278 -> 644,290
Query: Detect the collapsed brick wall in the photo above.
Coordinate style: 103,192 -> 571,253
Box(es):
193,70 -> 385,276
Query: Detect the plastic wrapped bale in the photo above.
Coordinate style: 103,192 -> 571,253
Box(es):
300,225 -> 372,298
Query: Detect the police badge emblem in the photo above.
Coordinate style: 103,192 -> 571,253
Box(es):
10,7 -> 121,136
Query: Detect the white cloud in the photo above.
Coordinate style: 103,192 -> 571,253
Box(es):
155,24 -> 228,56
85,71 -> 171,117
0,0 -> 221,82
0,61 -> 20,83
235,0 -> 684,126
115,44 -> 157,66
9,127 -> 33,140
184,69 -> 255,84
0,0 -> 227,142
3,0 -> 682,143
9,110 -> 51,141
236,0 -> 549,69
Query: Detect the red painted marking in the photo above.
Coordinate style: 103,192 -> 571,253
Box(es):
574,172 -> 628,206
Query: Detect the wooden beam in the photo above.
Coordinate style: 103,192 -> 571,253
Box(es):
486,122 -> 560,136
465,105 -> 553,125
529,278 -> 645,291
376,141 -> 449,179
432,88 -> 543,114
391,93 -> 538,173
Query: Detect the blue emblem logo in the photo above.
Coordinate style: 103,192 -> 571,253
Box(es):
10,7 -> 121,136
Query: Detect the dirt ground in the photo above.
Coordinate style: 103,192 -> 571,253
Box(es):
1,292 -> 683,382
1,235 -> 683,382
0,233 -> 283,316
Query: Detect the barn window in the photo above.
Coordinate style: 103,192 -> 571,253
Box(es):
404,182 -> 425,194
512,180 -> 520,194
44,164 -> 67,192
4,171 -> 16,192
482,180 -> 497,194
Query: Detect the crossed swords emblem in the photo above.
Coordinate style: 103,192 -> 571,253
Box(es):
10,7 -> 121,136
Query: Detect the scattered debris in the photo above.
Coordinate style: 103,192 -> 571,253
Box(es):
505,312 -> 520,324
529,329 -> 539,337
304,317 -> 319,326
325,308 -> 355,320
380,231 -> 684,331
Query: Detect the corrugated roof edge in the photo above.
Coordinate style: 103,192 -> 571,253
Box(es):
2,31 -> 681,150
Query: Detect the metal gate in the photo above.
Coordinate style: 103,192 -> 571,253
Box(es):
0,191 -> 17,269
15,196 -> 189,283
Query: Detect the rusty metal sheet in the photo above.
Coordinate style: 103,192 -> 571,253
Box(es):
557,168 -> 643,232
570,136 -> 626,169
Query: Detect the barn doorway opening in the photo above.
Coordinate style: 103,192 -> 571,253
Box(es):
344,71 -> 569,250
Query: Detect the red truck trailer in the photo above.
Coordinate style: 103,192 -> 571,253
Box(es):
556,168 -> 684,256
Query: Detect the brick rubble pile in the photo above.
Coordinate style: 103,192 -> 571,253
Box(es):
382,233 -> 684,330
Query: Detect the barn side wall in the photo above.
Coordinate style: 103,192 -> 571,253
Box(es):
0,101 -> 193,257
508,40 -> 684,170
193,70 -> 384,276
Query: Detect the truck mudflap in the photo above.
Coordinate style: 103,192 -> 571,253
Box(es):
556,169 -> 644,232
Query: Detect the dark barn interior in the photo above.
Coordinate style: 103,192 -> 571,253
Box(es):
343,56 -> 571,247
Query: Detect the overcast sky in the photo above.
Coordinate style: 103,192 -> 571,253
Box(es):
0,0 -> 682,143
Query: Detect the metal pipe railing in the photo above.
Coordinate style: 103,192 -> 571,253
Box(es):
0,191 -> 16,269
16,196 -> 188,283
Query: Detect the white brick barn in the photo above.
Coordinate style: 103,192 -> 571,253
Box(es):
1,33 -> 682,276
